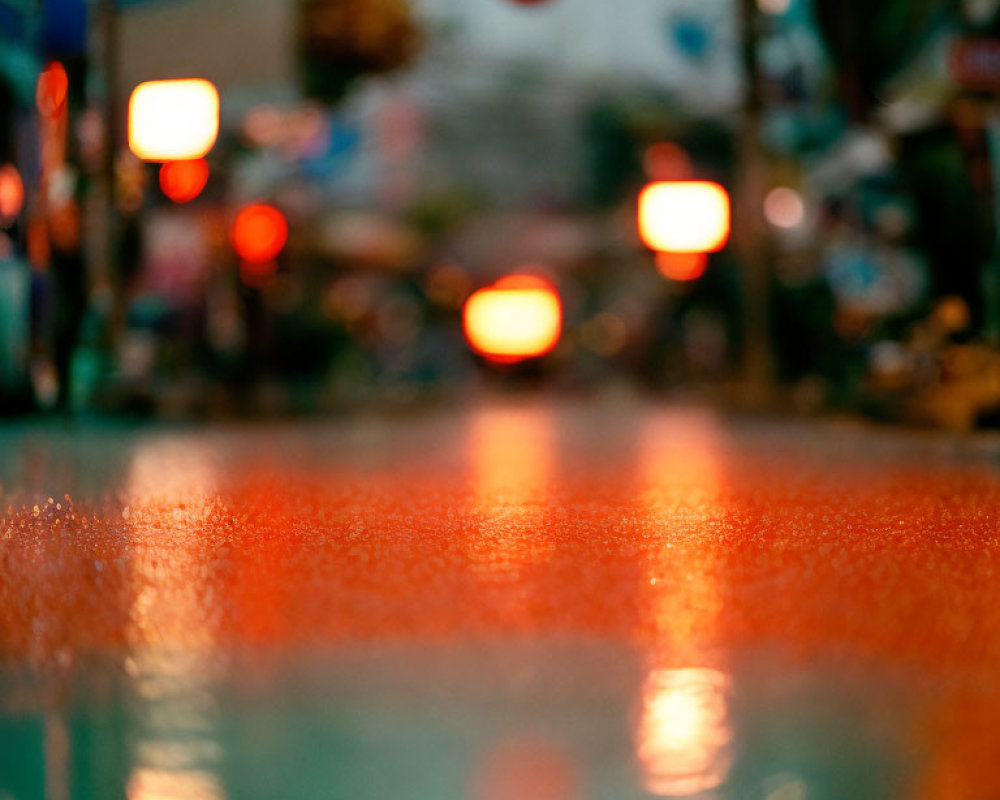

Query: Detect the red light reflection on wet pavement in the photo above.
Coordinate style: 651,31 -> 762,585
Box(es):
2,401 -> 1000,797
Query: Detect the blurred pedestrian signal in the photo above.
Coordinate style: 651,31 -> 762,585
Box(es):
463,275 -> 562,363
638,181 -> 730,253
232,204 -> 288,264
128,79 -> 219,161
159,159 -> 210,204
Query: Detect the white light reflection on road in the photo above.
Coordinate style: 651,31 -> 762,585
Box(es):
636,411 -> 733,796
124,440 -> 227,800
637,668 -> 733,797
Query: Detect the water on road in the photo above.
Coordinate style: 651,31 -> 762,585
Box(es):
2,399 -> 999,799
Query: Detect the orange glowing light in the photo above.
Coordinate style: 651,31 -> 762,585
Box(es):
638,181 -> 730,253
231,204 -> 288,263
0,165 -> 25,219
36,62 -> 68,118
655,251 -> 707,282
463,275 -> 562,363
159,159 -> 210,203
128,79 -> 220,161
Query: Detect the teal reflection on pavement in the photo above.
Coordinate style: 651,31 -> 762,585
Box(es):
0,643 -> 912,800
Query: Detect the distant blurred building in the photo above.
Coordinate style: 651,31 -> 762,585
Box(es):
414,0 -> 741,112
115,0 -> 744,209
119,0 -> 741,109
119,0 -> 298,116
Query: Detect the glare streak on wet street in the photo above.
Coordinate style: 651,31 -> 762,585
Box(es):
2,399 -> 1000,799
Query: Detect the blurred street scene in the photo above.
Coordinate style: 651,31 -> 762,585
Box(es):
7,4 -> 1000,798
2,0 -> 1000,426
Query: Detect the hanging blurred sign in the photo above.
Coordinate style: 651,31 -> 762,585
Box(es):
666,15 -> 712,61
950,38 -> 1000,90
638,181 -> 731,253
128,79 -> 219,161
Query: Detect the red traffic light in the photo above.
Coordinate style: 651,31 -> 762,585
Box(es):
231,204 -> 288,264
159,159 -> 210,204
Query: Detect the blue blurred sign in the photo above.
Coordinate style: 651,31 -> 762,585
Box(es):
41,0 -> 86,55
667,15 -> 712,61
303,116 -> 362,179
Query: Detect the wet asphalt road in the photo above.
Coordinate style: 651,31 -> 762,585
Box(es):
2,398 -> 1000,799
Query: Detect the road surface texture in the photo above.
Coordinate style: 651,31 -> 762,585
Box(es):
2,397 -> 1000,799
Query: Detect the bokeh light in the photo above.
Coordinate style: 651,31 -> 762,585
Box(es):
0,164 -> 25,219
128,79 -> 220,162
934,296 -> 972,334
655,251 -> 708,282
36,61 -> 68,118
159,159 -> 210,204
638,181 -> 730,253
764,187 -> 805,229
463,275 -> 562,363
231,203 -> 288,264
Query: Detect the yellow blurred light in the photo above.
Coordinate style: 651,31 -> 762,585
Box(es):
638,181 -> 730,253
128,80 -> 220,162
463,275 -> 562,363
764,187 -> 805,229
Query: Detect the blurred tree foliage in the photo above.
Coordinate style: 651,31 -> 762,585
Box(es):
298,0 -> 423,104
813,0 -> 951,120
582,100 -> 643,207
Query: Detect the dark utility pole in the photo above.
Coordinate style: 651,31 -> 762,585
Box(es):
93,0 -> 123,345
736,0 -> 774,401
